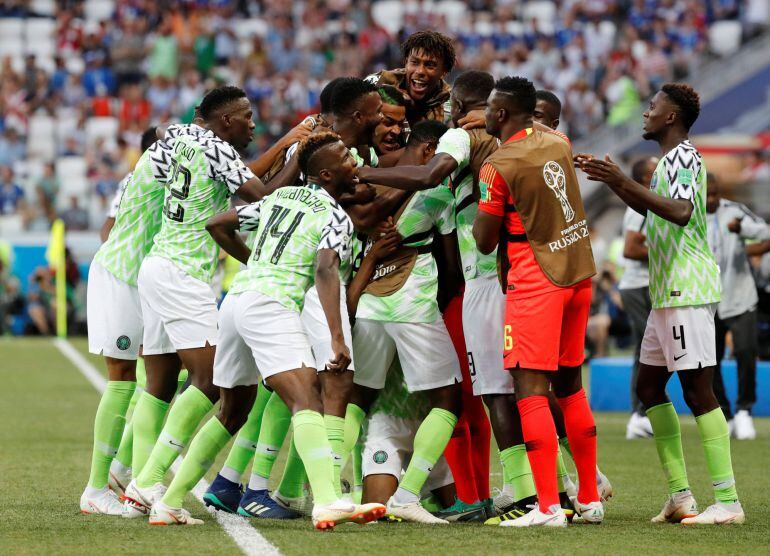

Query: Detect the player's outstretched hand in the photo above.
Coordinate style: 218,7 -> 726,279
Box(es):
459,109 -> 486,130
580,154 -> 624,185
280,121 -> 313,147
573,152 -> 594,168
327,338 -> 351,373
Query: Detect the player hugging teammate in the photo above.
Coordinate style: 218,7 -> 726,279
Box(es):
80,29 -> 745,531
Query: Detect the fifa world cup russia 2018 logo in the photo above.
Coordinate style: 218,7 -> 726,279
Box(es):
543,161 -> 575,223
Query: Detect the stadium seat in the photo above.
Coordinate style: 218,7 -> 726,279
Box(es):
233,18 -> 268,41
84,0 -> 115,22
0,214 -> 24,235
505,20 -> 525,37
85,117 -> 119,150
474,16 -> 495,37
56,156 -> 89,198
24,18 -> 56,58
371,0 -> 404,36
30,0 -> 56,17
709,20 -> 743,56
0,19 -> 23,57
523,1 -> 557,24
433,1 -> 467,32
27,115 -> 57,161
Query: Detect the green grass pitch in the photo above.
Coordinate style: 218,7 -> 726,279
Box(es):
2,337 -> 769,555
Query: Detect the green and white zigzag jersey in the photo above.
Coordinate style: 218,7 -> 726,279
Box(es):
646,140 -> 720,309
229,184 -> 354,313
370,358 -> 430,420
436,128 -> 498,281
93,125 -> 201,285
357,184 -> 455,323
106,172 -> 132,219
150,124 -> 256,283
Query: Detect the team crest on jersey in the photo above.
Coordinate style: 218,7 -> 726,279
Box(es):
543,161 -> 575,222
116,335 -> 131,351
373,450 -> 388,464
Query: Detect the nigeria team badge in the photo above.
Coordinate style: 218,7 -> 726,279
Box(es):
116,335 -> 131,350
373,450 -> 388,464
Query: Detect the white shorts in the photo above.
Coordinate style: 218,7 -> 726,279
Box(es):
301,285 -> 354,372
214,291 -> 316,388
362,411 -> 453,493
352,317 -> 462,392
87,261 -> 142,360
137,256 -> 219,355
640,304 -> 717,371
463,275 -> 513,396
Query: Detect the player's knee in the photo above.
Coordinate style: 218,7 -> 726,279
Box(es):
636,380 -> 662,409
105,358 -> 136,381
218,407 -> 248,435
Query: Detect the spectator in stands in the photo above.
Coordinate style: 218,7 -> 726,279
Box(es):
36,162 -> 59,211
706,173 -> 770,440
0,128 -> 26,167
59,195 -> 89,231
0,166 -> 25,216
0,255 -> 24,335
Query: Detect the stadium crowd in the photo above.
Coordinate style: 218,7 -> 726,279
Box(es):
0,0 -> 768,231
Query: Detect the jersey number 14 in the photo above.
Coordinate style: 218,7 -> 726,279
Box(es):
253,204 -> 305,264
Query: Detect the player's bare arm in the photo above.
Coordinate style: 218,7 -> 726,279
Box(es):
206,209 -> 251,264
315,248 -> 351,373
345,186 -> 411,234
623,229 -> 648,261
345,220 -> 401,317
435,230 -> 461,312
357,153 -> 458,191
473,210 -> 504,255
577,154 -> 693,226
246,121 -> 312,178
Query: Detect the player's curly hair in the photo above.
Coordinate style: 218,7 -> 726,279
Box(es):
453,70 -> 494,103
661,83 -> 700,131
494,76 -> 536,114
329,77 -> 378,116
401,30 -> 456,73
297,131 -> 343,176
378,85 -> 407,107
198,85 -> 247,120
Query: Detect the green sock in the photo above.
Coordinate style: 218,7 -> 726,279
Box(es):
176,369 -> 189,394
163,417 -> 232,508
114,383 -> 143,469
342,403 -> 366,459
695,408 -> 739,503
131,391 -> 170,475
556,446 -> 569,492
352,438 -> 363,497
500,444 -> 536,502
558,436 -> 573,458
647,402 -> 690,494
292,410 -> 338,505
136,386 -> 213,488
87,381 -> 136,489
400,408 -> 458,496
324,415 -> 345,497
220,384 -> 271,483
251,392 -> 291,481
276,435 -> 308,499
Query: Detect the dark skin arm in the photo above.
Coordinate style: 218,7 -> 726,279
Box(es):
205,208 -> 251,264
576,154 -> 693,226
345,186 -> 411,235
746,240 -> 770,257
435,230 -> 462,312
246,122 -> 311,178
346,221 -> 401,317
357,153 -> 458,192
473,210 -> 504,255
315,249 -> 351,373
623,230 -> 648,261
99,217 -> 115,242
376,148 -> 404,168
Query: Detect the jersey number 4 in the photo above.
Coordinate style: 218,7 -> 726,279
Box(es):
253,204 -> 305,264
163,160 -> 192,222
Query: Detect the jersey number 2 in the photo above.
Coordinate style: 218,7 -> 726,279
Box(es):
163,160 -> 192,222
253,204 -> 305,264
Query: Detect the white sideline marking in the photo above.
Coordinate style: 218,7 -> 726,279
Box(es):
55,338 -> 281,556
